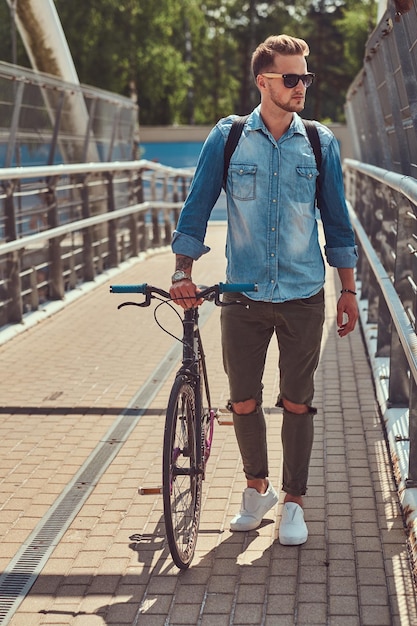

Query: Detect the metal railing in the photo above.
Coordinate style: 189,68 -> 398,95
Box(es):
345,3 -> 417,176
344,157 -> 417,486
0,160 -> 194,327
0,61 -> 138,167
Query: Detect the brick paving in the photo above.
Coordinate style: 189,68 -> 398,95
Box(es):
0,222 -> 416,625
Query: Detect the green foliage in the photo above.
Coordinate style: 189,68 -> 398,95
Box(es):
0,0 -> 377,124
289,0 -> 377,122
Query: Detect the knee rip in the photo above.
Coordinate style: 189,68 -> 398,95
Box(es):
229,398 -> 257,415
280,397 -> 317,415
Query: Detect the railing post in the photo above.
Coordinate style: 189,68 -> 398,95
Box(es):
4,181 -> 17,241
138,213 -> 147,252
150,173 -> 156,200
46,179 -> 65,300
69,252 -> 77,290
30,267 -> 39,311
375,288 -> 392,357
96,240 -> 104,274
135,168 -> 146,252
136,170 -> 144,203
152,209 -> 161,246
164,211 -> 172,245
406,379 -> 417,487
80,176 -> 95,282
6,251 -> 23,323
388,322 -> 410,407
173,177 -> 179,203
119,234 -> 125,262
130,214 -> 138,256
366,273 -> 379,325
106,173 -> 119,267
394,194 -> 413,288
4,180 -> 23,322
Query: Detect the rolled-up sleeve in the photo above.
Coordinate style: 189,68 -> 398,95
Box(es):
324,245 -> 358,268
172,230 -> 211,260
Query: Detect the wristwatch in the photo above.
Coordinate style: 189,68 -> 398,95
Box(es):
171,270 -> 192,283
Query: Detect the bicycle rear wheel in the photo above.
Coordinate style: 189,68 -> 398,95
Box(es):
163,375 -> 202,569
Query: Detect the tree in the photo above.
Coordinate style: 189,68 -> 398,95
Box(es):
0,0 -> 377,125
294,0 -> 376,121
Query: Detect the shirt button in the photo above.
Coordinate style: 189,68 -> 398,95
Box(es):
271,253 -> 275,257
270,279 -> 275,283
274,172 -> 277,176
271,227 -> 276,232
272,199 -> 277,203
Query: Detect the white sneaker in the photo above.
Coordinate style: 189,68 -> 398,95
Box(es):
278,502 -> 308,545
230,482 -> 279,531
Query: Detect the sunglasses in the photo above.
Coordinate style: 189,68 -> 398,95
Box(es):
261,72 -> 315,88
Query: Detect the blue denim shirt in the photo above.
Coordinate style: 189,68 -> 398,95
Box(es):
172,107 -> 358,302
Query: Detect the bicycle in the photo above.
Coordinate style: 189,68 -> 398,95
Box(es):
110,281 -> 257,569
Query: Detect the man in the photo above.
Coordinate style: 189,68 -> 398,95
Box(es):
170,35 -> 358,545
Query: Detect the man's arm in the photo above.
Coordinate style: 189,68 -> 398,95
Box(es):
336,267 -> 359,337
169,254 -> 203,310
169,125 -> 228,309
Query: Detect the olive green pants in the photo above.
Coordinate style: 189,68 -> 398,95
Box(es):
221,290 -> 324,495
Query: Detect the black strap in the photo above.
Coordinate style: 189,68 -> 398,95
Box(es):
301,119 -> 322,195
223,115 -> 249,186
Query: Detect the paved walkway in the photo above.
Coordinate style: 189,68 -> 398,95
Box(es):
0,223 -> 416,626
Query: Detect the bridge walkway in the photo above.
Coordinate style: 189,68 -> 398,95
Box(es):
0,222 -> 416,626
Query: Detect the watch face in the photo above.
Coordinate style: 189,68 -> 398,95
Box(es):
172,270 -> 190,282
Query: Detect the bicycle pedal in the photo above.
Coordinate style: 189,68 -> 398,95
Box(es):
216,409 -> 234,426
138,486 -> 162,495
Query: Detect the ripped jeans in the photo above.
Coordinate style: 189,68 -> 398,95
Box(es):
221,290 -> 325,496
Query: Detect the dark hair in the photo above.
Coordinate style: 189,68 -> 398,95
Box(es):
251,35 -> 310,79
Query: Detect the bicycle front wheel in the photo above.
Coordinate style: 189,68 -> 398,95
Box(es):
163,375 -> 202,569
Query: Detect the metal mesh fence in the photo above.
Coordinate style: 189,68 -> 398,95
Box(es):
0,61 -> 138,168
345,1 -> 417,177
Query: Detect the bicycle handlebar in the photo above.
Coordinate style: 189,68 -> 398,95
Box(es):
110,282 -> 257,295
110,283 -> 168,296
110,282 -> 258,307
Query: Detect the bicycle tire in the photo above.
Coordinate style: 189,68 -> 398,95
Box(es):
163,374 -> 203,569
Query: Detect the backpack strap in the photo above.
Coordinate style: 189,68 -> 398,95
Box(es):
301,119 -> 322,196
223,115 -> 250,187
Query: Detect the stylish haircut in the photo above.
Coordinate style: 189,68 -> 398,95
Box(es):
251,35 -> 310,79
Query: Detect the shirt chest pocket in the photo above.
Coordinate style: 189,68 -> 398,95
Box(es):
294,166 -> 319,202
230,164 -> 257,201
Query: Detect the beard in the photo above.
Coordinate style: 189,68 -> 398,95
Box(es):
271,93 -> 305,114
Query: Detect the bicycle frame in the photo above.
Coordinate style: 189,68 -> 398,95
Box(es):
179,307 -> 214,473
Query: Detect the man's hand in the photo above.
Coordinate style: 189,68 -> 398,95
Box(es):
170,279 -> 203,310
337,292 -> 359,337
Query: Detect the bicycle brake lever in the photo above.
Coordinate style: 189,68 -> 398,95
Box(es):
203,291 -> 216,302
117,301 -> 149,309
196,285 -> 216,303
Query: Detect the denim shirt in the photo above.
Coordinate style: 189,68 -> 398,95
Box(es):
172,107 -> 358,302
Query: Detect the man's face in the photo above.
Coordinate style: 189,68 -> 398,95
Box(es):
259,54 -> 309,114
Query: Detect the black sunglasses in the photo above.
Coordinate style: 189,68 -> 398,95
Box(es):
261,73 -> 315,89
